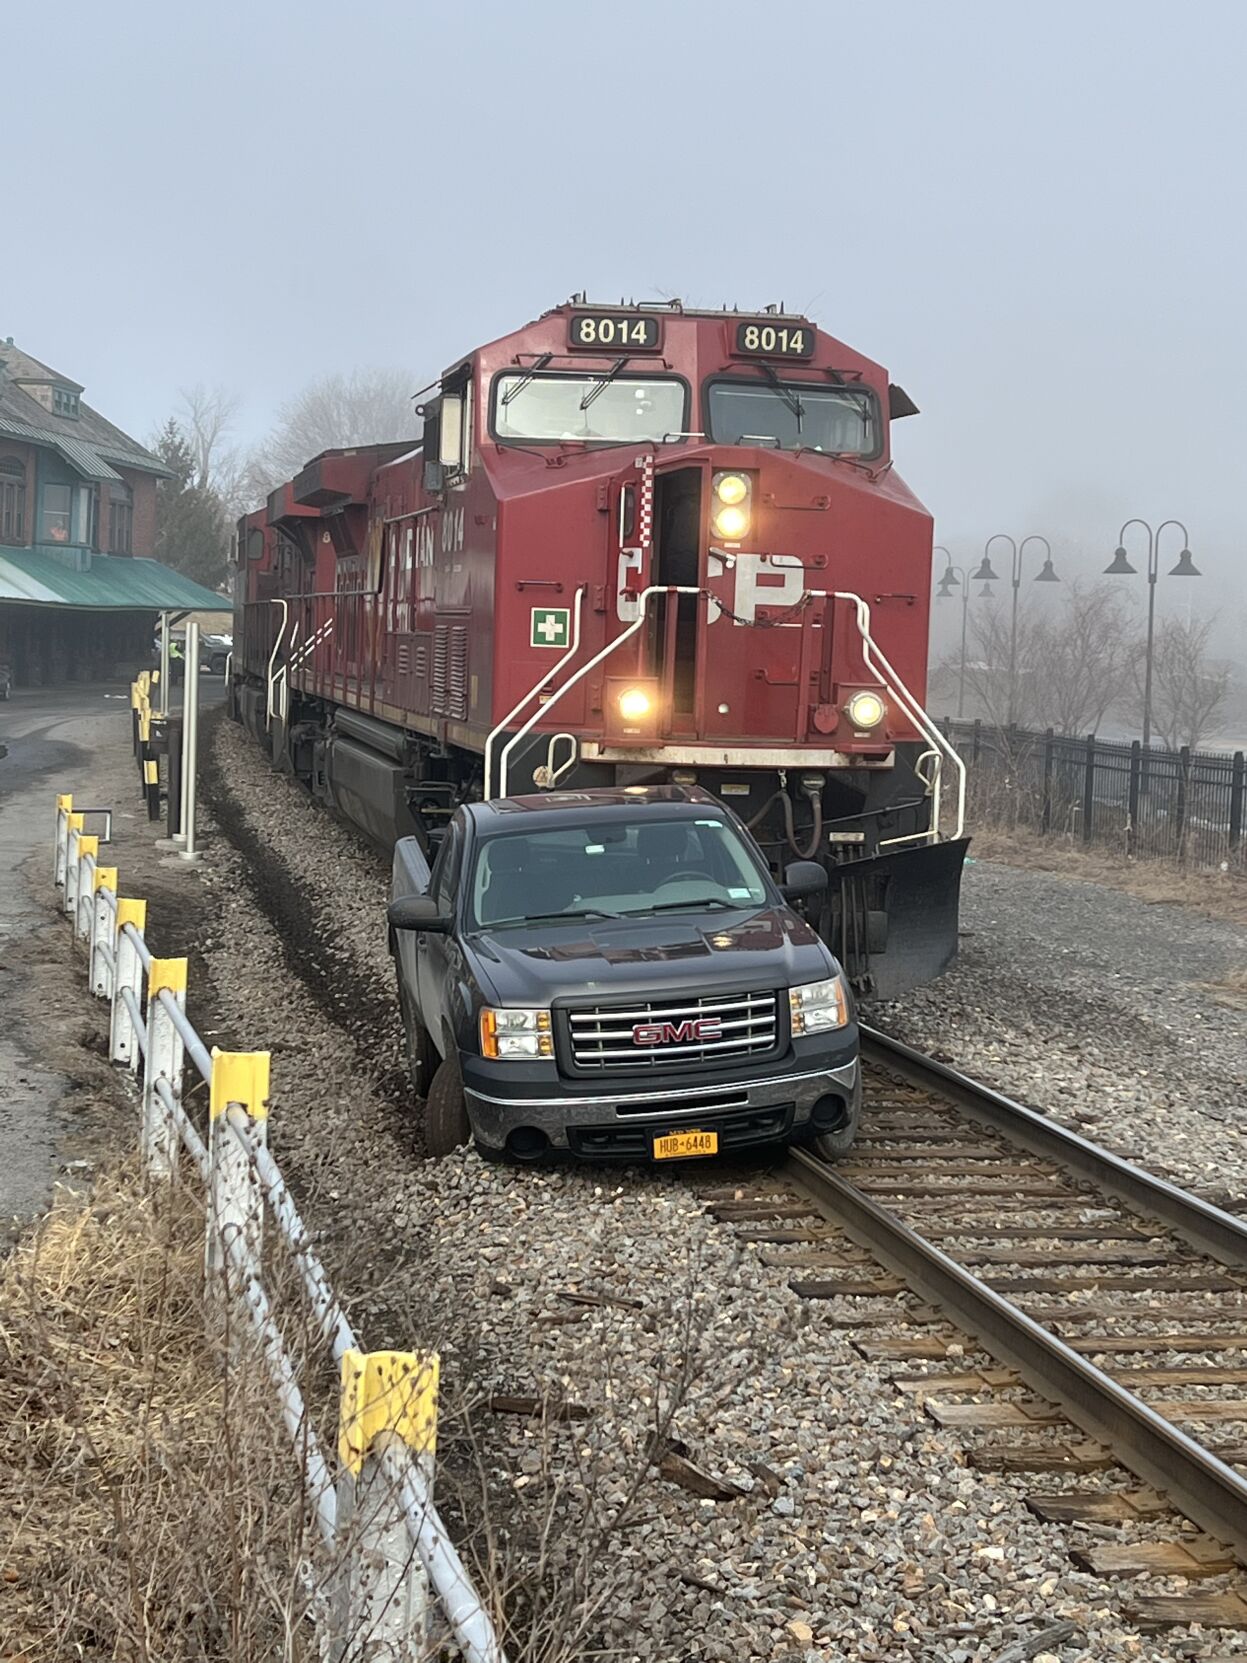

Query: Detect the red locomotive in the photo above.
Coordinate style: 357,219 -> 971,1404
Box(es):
232,298 -> 966,997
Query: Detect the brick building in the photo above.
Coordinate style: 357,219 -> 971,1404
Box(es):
0,337 -> 221,684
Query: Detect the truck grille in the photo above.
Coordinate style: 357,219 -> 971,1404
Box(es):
567,990 -> 778,1072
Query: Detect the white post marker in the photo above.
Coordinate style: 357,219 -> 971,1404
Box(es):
180,620 -> 200,861
335,1349 -> 439,1661
159,611 -> 171,718
109,899 -> 148,1068
143,958 -> 187,1180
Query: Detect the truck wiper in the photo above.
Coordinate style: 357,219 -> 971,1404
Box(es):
496,906 -> 623,927
629,895 -> 744,914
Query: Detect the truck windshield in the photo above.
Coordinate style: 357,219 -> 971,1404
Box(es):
494,373 -> 686,444
469,816 -> 769,929
707,381 -> 877,454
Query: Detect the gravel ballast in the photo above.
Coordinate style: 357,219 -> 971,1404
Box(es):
194,717 -> 1247,1660
874,858 -> 1247,1206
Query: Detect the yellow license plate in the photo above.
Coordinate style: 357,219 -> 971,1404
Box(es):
653,1129 -> 719,1161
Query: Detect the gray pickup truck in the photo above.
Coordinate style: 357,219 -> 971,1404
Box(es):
387,785 -> 861,1165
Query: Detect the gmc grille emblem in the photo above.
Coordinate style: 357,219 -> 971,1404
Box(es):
632,1018 -> 724,1047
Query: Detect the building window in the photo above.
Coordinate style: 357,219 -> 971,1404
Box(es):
0,457 -> 25,545
109,482 -> 133,554
41,482 -> 72,543
53,386 -> 80,418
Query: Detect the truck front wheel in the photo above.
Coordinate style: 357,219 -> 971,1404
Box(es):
425,1053 -> 471,1157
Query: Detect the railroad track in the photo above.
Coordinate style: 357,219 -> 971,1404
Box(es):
707,1026 -> 1247,1632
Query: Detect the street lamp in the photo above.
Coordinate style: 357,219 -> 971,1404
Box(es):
1104,518 -> 1200,749
934,546 -> 971,719
970,534 -> 1059,725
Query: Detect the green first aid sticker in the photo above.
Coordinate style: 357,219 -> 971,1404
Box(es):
530,607 -> 570,649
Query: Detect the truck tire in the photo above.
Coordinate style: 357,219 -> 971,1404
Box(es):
425,1053 -> 471,1157
397,977 -> 438,1099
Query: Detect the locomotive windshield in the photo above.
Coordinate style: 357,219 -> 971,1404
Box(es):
494,372 -> 686,444
707,381 -> 878,455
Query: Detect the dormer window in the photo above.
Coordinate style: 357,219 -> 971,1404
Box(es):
53,386 -> 80,418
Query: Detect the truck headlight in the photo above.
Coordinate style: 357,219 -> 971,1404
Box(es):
789,977 -> 850,1035
480,1007 -> 554,1059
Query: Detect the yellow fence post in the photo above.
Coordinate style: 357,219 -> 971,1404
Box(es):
63,813 -> 85,918
90,866 -> 118,997
337,1348 -> 440,1651
143,957 -> 188,1179
110,897 -> 148,1068
207,1049 -> 271,1296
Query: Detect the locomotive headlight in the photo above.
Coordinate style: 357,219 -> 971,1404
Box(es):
845,691 -> 886,730
618,686 -> 653,722
711,471 -> 752,541
789,976 -> 851,1035
712,504 -> 750,540
480,1007 -> 554,1061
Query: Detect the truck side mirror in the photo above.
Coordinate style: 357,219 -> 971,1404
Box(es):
781,860 -> 828,901
387,895 -> 451,933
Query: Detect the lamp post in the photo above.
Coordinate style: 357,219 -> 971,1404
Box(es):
1104,518 -> 1200,749
971,534 -> 1059,726
934,546 -> 971,719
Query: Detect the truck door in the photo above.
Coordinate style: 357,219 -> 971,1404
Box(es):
417,818 -> 463,1050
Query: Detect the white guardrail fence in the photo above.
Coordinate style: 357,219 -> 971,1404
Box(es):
53,790 -> 508,1663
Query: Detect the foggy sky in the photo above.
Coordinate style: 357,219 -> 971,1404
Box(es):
8,0 -> 1245,647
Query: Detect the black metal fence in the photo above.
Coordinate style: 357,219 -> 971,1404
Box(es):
943,720 -> 1247,872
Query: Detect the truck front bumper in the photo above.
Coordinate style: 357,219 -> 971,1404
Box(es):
461,1043 -> 861,1160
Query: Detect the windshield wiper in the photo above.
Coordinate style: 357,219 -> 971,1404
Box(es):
580,356 -> 630,411
501,352 -> 553,407
758,361 -> 804,423
625,895 -> 746,915
494,906 -> 623,927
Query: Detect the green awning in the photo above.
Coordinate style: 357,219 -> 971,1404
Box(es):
0,547 -> 225,611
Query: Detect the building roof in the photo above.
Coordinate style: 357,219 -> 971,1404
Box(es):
0,547 -> 224,611
0,338 -> 171,478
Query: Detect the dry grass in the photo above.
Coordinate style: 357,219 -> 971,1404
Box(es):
968,821 -> 1247,928
1202,964 -> 1247,1011
0,1162 -> 320,1662
0,1154 -> 717,1663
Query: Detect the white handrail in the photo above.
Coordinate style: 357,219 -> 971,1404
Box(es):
485,586 -> 586,798
497,584 -> 701,798
266,598 -> 289,722
831,590 -> 966,843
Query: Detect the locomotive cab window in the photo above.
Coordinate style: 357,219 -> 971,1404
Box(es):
706,380 -> 880,456
492,372 -> 687,445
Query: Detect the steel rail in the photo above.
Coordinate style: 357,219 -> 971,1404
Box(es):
860,1025 -> 1247,1270
119,986 -> 148,1056
784,1145 -> 1247,1560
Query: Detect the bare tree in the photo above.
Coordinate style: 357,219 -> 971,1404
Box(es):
1130,614 -> 1232,751
1027,579 -> 1134,736
176,384 -> 254,525
246,367 -> 419,500
940,581 -> 1135,736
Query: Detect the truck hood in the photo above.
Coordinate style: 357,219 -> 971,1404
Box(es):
463,904 -> 836,1008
